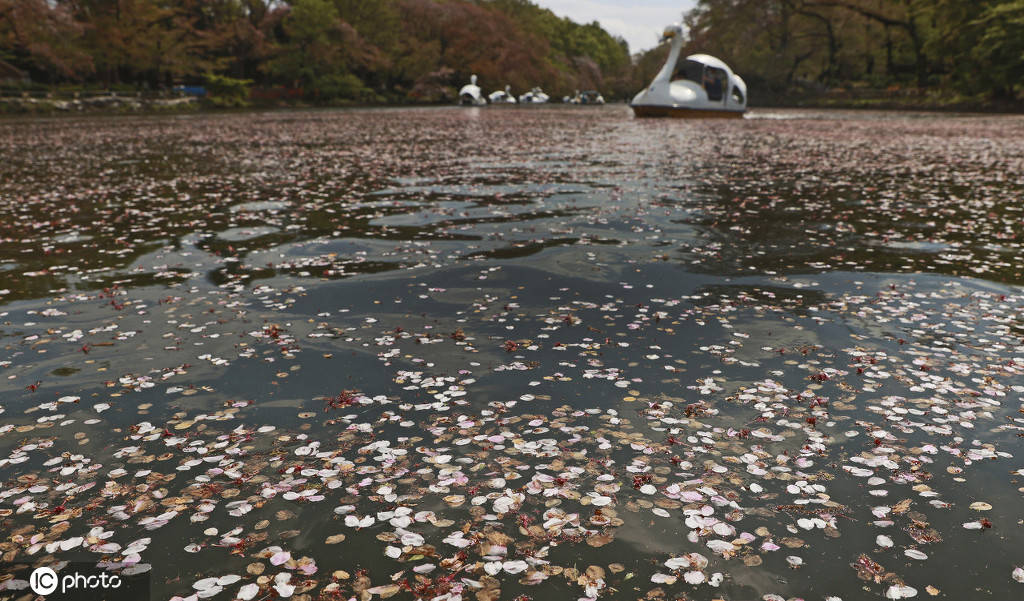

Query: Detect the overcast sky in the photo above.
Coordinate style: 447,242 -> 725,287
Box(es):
533,0 -> 698,54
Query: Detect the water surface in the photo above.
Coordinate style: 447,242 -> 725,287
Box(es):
0,106 -> 1022,601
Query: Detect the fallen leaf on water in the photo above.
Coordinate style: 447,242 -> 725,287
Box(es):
586,533 -> 614,547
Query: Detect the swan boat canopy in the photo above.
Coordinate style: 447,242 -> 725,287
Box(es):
458,75 -> 487,106
631,23 -> 747,118
519,87 -> 549,104
488,85 -> 517,104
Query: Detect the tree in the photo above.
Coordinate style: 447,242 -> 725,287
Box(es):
0,0 -> 92,81
8,0 -> 1017,106
268,0 -> 344,89
806,0 -> 929,87
267,0 -> 376,101
965,1 -> 1024,99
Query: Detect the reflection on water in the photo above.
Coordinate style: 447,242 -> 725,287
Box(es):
0,107 -> 1022,601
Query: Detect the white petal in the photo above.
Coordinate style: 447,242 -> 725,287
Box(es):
237,584 -> 259,601
885,585 -> 917,599
503,560 -> 529,574
193,577 -> 219,591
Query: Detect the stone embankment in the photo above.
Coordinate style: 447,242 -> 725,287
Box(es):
0,92 -> 198,113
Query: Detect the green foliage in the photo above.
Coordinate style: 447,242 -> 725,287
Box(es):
203,72 -> 252,107
264,0 -> 379,101
311,72 -> 376,103
268,0 -> 343,84
333,0 -> 400,51
965,1 -> 1024,98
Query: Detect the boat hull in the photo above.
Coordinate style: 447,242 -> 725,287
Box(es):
631,104 -> 744,118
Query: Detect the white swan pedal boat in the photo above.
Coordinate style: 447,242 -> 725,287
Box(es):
566,90 -> 605,105
518,87 -> 549,104
631,23 -> 746,118
458,75 -> 487,106
488,85 -> 517,104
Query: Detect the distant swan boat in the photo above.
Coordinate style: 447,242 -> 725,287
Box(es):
518,87 -> 549,104
631,23 -> 747,118
458,75 -> 487,106
566,90 -> 604,105
489,85 -> 517,104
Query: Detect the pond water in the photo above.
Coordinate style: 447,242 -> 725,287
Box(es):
0,106 -> 1022,601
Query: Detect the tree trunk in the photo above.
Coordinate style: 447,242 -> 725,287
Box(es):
907,21 -> 926,88
884,26 -> 894,78
792,5 -> 839,84
810,0 -> 927,87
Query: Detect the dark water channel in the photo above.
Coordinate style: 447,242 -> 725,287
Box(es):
0,106 -> 1022,601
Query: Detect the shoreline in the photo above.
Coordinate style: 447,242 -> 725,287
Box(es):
2,95 -> 1023,118
752,98 -> 1024,115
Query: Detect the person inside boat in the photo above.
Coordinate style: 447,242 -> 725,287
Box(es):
704,68 -> 725,101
